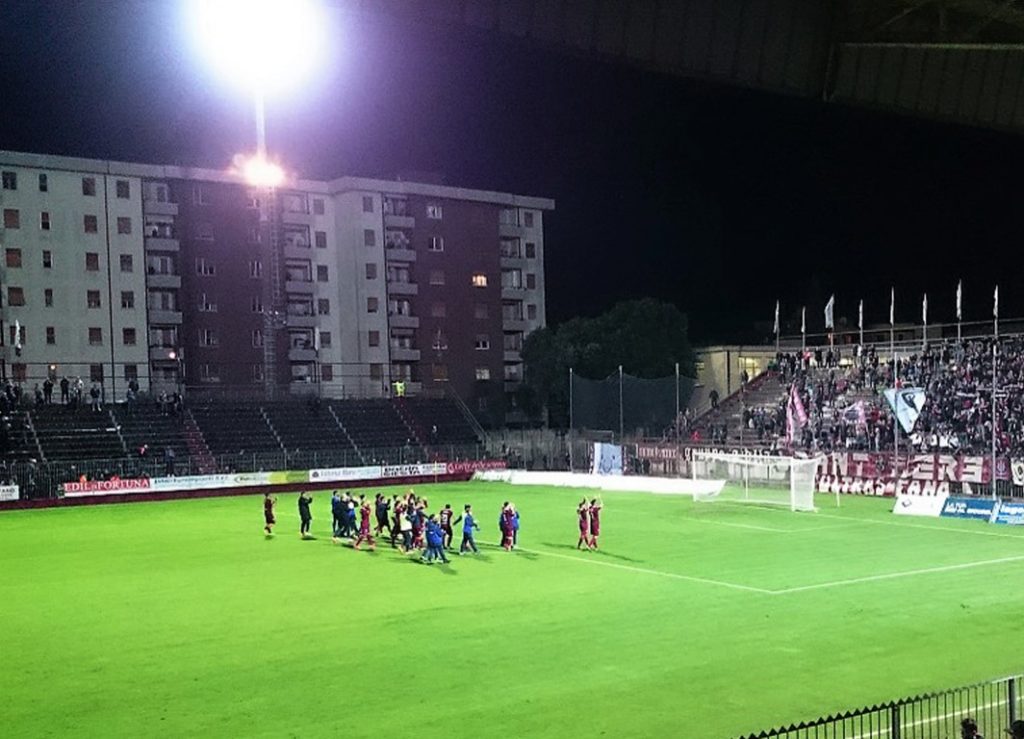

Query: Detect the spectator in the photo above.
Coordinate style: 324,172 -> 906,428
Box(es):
1006,720 -> 1024,739
709,389 -> 719,410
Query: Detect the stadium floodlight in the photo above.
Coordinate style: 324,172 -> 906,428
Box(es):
239,154 -> 285,188
189,0 -> 328,157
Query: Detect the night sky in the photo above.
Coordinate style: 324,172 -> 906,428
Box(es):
3,1 -> 1023,344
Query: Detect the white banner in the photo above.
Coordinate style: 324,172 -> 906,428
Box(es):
1012,459 -> 1024,487
308,466 -> 382,483
0,484 -> 20,501
892,492 -> 949,517
381,463 -> 447,479
592,443 -> 623,475
63,478 -> 153,497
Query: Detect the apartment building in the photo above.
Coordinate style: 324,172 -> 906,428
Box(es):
0,151 -> 552,424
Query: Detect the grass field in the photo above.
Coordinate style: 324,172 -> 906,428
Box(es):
2,483 -> 1024,738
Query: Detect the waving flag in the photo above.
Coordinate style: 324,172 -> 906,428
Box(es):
786,384 -> 808,445
884,387 -> 926,434
922,293 -> 928,325
889,288 -> 895,326
773,300 -> 779,336
956,281 -> 962,321
824,295 -> 835,330
858,299 -> 863,330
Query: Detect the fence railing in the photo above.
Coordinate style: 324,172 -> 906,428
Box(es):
2,443 -> 488,499
739,674 -> 1022,738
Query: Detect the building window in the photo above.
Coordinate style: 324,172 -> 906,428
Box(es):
321,364 -> 333,381
367,296 -> 379,313
8,323 -> 26,345
4,209 -> 20,229
121,291 -> 135,309
251,295 -> 264,313
252,364 -> 265,383
313,198 -> 325,215
478,397 -> 489,411
528,304 -> 538,320
364,229 -> 376,247
40,211 -> 51,231
504,332 -> 524,351
362,195 -> 374,213
117,217 -> 132,235
248,225 -> 261,243
471,273 -> 488,288
475,335 -> 490,351
368,330 -> 380,347
526,273 -> 536,289
251,329 -> 264,348
501,269 -> 522,289
384,197 -> 408,216
316,265 -> 329,282
200,328 -> 219,347
365,263 -> 377,280
500,238 -> 521,258
317,298 -> 330,315
82,177 -> 96,196
249,260 -> 262,278
428,236 -> 444,252
199,293 -> 217,312
319,331 -> 331,348
195,258 -> 215,276
123,328 -> 137,346
432,363 -> 448,381
42,251 -> 52,269
90,364 -> 104,383
116,180 -> 130,199
1,171 -> 15,190
315,230 -> 327,248
88,327 -> 103,345
192,184 -> 208,205
86,253 -> 100,271
503,300 -> 523,320
44,288 -> 53,307
499,208 -> 518,226
124,364 -> 138,382
426,204 -> 443,220
525,242 -> 537,258
504,363 -> 521,381
5,248 -> 22,268
370,363 -> 383,381
11,363 -> 27,382
153,184 -> 169,203
87,290 -> 101,309
523,211 -> 535,227
429,269 -> 445,285
431,302 -> 446,318
84,215 -> 98,233
120,254 -> 133,273
196,223 -> 214,241
474,304 -> 488,319
38,174 -> 48,192
432,331 -> 448,350
200,363 -> 220,382
46,326 -> 55,345
7,287 -> 25,306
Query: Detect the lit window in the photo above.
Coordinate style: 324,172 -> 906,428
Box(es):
474,335 -> 490,351
426,204 -> 443,220
471,273 -> 488,288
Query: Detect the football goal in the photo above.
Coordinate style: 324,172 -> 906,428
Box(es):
689,452 -> 829,512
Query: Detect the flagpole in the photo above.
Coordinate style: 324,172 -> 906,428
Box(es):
618,365 -> 624,441
774,301 -> 780,357
890,288 -> 898,477
992,341 -> 998,499
922,293 -> 927,351
801,307 -> 806,354
956,281 -> 962,344
568,367 -> 574,471
858,299 -> 864,357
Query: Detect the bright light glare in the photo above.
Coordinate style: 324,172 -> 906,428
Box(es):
192,0 -> 327,95
238,154 -> 286,187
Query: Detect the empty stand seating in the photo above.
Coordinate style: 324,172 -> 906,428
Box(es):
402,397 -> 481,447
189,404 -> 282,455
31,406 -> 126,461
262,403 -> 356,454
329,399 -> 423,462
112,405 -> 191,460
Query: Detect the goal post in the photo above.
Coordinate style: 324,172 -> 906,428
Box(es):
690,452 -> 829,512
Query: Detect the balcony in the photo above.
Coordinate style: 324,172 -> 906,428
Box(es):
387,280 -> 418,296
288,346 -> 317,362
499,222 -> 525,238
286,314 -> 317,328
144,200 -> 178,217
385,247 -> 416,263
145,236 -> 179,252
504,380 -> 522,392
503,349 -> 521,362
502,317 -> 527,331
281,209 -> 314,226
501,286 -> 525,300
147,273 -> 181,289
388,313 -> 419,329
149,309 -> 182,324
391,347 -> 421,362
384,214 -> 415,229
150,346 -> 178,362
500,256 -> 525,268
285,279 -> 314,294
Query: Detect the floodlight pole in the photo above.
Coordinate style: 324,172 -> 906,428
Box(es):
618,365 -> 624,441
891,324 -> 898,478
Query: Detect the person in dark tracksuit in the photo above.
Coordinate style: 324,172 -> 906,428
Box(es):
331,491 -> 342,538
298,492 -> 313,538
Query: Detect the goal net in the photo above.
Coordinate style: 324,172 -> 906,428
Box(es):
690,452 -> 825,512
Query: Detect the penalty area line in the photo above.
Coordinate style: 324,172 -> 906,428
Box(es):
769,554 -> 1024,595
517,547 -> 773,595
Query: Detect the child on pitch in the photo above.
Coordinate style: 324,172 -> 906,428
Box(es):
263,492 -> 277,536
352,495 -> 376,551
587,497 -> 603,550
576,498 -> 590,550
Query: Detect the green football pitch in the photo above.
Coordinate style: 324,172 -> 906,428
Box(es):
2,483 -> 1023,738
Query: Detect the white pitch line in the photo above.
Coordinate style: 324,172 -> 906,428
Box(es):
515,547 -> 773,595
810,509 -> 1024,541
685,518 -> 793,533
769,554 -> 1024,595
847,696 -> 1006,739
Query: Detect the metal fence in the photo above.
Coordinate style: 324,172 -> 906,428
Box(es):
3,443 -> 488,499
739,674 -> 1022,738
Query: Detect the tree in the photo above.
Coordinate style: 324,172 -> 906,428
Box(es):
520,298 -> 695,427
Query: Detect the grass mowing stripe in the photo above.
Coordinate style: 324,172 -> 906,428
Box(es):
769,554 -> 1024,595
516,546 -> 775,594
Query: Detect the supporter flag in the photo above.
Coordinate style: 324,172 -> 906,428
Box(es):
883,387 -> 926,434
801,307 -> 806,335
889,287 -> 895,326
858,299 -> 863,330
773,300 -> 779,336
956,281 -> 962,321
824,295 -> 835,330
842,401 -> 868,429
13,320 -> 22,356
994,285 -> 999,318
785,384 -> 808,445
922,293 -> 928,325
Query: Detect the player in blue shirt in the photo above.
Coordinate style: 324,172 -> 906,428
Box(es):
457,504 -> 479,554
421,515 -> 449,564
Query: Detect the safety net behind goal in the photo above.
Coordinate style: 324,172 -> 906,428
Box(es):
689,452 -> 823,512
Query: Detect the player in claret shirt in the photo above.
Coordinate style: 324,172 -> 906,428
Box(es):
587,497 -> 603,550
439,504 -> 456,550
576,498 -> 590,550
353,496 -> 376,551
263,492 -> 277,536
